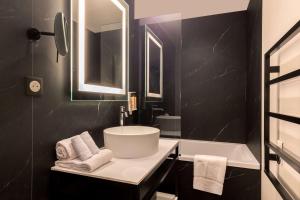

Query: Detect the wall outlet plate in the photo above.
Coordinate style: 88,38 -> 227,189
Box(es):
25,76 -> 43,96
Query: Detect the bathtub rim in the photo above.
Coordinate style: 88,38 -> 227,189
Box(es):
176,139 -> 261,170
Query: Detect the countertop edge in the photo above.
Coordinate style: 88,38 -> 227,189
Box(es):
51,139 -> 179,185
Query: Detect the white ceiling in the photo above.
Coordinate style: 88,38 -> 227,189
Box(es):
135,0 -> 250,20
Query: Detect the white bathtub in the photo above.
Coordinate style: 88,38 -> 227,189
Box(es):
178,139 -> 260,170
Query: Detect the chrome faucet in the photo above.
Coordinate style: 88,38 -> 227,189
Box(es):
120,106 -> 128,126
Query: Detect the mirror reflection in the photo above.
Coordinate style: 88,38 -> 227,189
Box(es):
146,26 -> 163,98
135,14 -> 182,138
71,0 -> 128,100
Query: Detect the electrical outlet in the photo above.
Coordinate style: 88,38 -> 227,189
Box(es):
25,76 -> 43,96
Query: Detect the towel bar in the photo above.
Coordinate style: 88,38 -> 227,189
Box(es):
264,19 -> 300,200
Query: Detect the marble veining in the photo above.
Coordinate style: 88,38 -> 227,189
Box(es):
181,11 -> 248,143
45,102 -> 64,117
0,155 -> 31,193
97,102 -> 101,116
212,25 -> 231,53
213,122 -> 230,141
0,83 -> 17,93
225,169 -> 246,180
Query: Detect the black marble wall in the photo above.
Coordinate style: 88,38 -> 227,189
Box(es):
0,1 -> 32,199
246,0 -> 262,162
0,0 -> 135,199
181,11 -> 248,143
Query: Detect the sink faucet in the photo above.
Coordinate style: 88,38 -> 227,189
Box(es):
120,106 -> 128,126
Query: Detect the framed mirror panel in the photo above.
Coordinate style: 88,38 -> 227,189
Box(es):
71,0 -> 129,101
145,25 -> 163,99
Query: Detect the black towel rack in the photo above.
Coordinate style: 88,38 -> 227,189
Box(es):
264,20 -> 300,200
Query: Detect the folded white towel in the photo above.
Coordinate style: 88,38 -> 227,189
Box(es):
55,149 -> 113,172
56,137 -> 78,160
80,131 -> 100,155
193,155 -> 227,195
71,136 -> 93,161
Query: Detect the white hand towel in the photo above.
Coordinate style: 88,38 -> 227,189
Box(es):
80,131 -> 100,155
56,136 -> 78,160
193,155 -> 227,195
71,136 -> 93,161
55,149 -> 113,172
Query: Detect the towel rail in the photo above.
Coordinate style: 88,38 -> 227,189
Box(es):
265,143 -> 300,173
264,20 -> 300,200
269,66 -> 280,73
264,170 -> 294,200
269,69 -> 300,85
268,112 -> 300,125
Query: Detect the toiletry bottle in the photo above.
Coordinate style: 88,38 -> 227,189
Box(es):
133,94 -> 137,110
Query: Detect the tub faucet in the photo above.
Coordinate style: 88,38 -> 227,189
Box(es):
120,106 -> 128,126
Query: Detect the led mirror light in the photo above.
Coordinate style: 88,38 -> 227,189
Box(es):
145,26 -> 163,98
71,0 -> 128,96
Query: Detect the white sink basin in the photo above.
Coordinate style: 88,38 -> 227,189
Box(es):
104,126 -> 160,158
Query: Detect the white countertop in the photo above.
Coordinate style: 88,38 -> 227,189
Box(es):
51,139 -> 179,185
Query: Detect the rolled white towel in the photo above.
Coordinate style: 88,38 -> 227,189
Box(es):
56,137 -> 78,160
71,136 -> 93,161
80,131 -> 100,155
55,149 -> 113,172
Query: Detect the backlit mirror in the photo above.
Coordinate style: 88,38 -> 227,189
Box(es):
71,0 -> 129,101
134,14 -> 182,138
145,25 -> 163,99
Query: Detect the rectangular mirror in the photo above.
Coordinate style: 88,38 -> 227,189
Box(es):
134,14 -> 182,138
145,25 -> 163,99
71,0 -> 129,101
